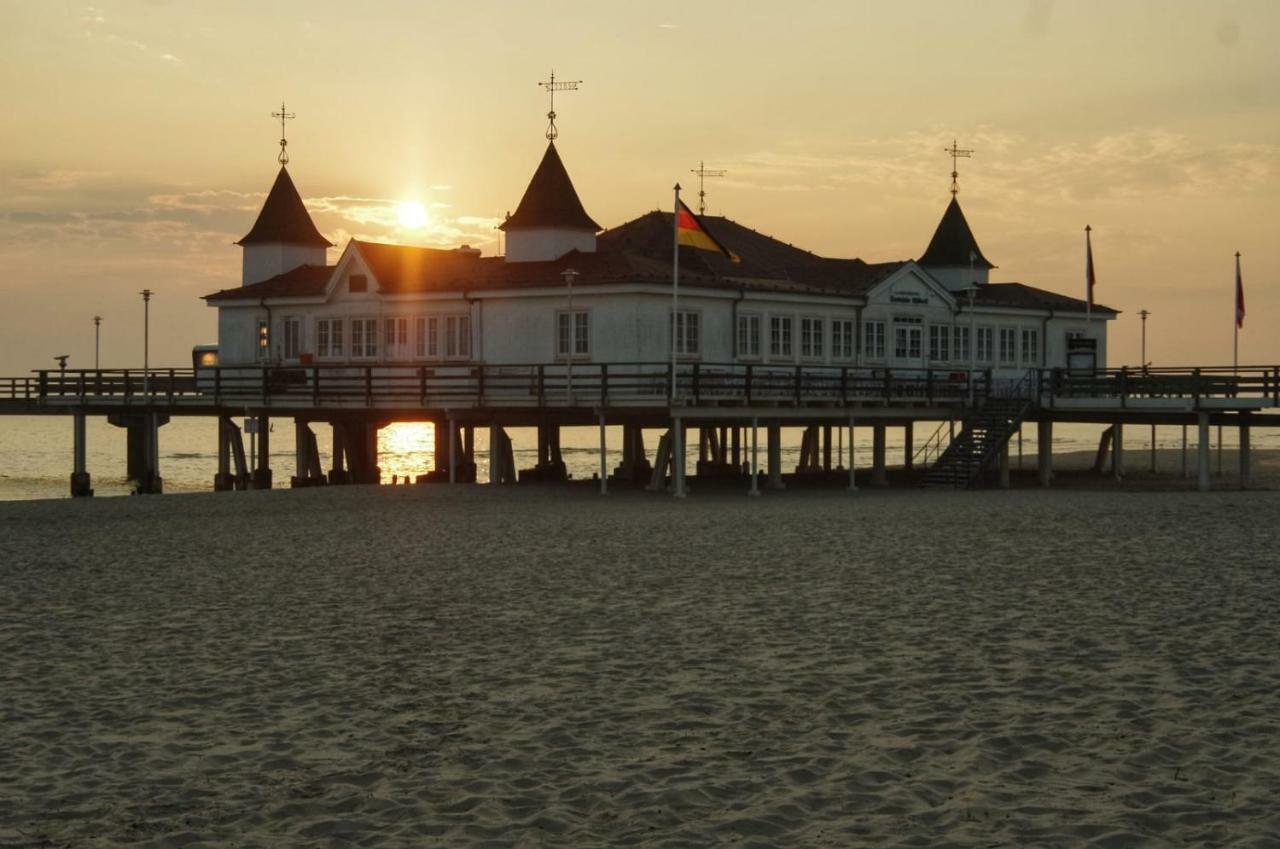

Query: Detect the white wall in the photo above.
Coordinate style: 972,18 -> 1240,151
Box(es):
503,228 -> 596,263
242,243 -> 327,286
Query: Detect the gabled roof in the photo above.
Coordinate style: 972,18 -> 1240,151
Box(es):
599,211 -> 906,294
499,142 -> 600,232
237,167 -> 334,248
918,197 -> 993,270
975,282 -> 1118,315
203,264 -> 334,302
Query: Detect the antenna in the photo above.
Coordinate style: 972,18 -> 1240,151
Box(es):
690,161 -> 727,215
538,71 -> 582,141
272,101 -> 296,165
944,139 -> 973,196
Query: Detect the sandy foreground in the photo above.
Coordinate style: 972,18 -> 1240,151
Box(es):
2,474 -> 1280,847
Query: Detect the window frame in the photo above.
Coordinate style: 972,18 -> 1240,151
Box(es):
1021,327 -> 1039,366
768,314 -> 794,361
799,315 -> 825,361
998,327 -> 1018,366
976,325 -> 994,364
830,318 -> 856,362
863,319 -> 886,361
736,312 -> 762,360
555,308 -> 592,360
672,309 -> 702,359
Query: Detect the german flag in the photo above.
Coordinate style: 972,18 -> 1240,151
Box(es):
676,200 -> 740,262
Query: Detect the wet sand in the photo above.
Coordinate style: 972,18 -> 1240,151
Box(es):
3,476 -> 1280,847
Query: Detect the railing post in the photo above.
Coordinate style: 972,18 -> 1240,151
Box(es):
477,365 -> 486,406
840,366 -> 849,404
600,363 -> 608,406
745,364 -> 753,405
693,363 -> 701,405
312,366 -> 320,406
214,367 -> 221,404
38,371 -> 48,401
1193,367 -> 1201,406
883,368 -> 892,404
1273,366 -> 1279,405
537,364 -> 546,407
926,368 -> 933,405
167,368 -> 175,404
77,373 -> 86,404
261,366 -> 269,404
668,361 -> 675,404
418,366 -> 427,406
123,371 -> 131,403
794,365 -> 802,404
365,366 -> 373,406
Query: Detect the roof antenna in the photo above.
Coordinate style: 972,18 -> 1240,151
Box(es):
690,161 -> 726,216
538,71 -> 581,141
273,100 -> 296,165
944,139 -> 973,196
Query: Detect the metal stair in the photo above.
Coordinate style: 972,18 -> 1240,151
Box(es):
926,372 -> 1036,488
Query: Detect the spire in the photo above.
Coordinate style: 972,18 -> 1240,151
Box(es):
499,141 -> 600,232
919,197 -> 993,270
237,167 -> 333,248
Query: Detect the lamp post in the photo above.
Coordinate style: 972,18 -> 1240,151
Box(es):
1139,308 -> 1155,472
965,284 -> 978,407
93,316 -> 102,370
561,268 -> 579,404
140,289 -> 153,396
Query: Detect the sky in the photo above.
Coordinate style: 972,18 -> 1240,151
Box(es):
1,0 -> 1277,373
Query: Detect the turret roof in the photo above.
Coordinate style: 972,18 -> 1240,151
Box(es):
237,166 -> 333,248
499,142 -> 600,232
919,197 -> 993,270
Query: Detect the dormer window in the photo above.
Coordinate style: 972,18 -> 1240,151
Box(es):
349,274 -> 368,293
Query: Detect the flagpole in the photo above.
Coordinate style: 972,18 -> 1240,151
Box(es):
1084,225 -> 1092,326
671,183 -> 681,402
1234,251 -> 1241,375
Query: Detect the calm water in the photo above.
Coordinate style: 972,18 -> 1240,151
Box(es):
0,416 -> 1265,501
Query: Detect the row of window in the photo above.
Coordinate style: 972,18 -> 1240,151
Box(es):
267,310 -> 1043,366
269,315 -> 473,361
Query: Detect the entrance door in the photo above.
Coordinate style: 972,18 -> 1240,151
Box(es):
384,317 -> 410,361
892,318 -> 923,367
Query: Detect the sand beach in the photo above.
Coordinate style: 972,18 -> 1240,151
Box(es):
3,477 -> 1280,847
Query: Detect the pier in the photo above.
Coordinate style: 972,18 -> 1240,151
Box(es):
2,363 -> 1277,497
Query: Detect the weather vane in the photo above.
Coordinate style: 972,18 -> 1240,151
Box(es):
273,100 -> 296,165
538,71 -> 581,141
945,139 -> 973,196
690,161 -> 726,215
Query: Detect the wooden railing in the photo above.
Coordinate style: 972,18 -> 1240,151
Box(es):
1043,366 -> 1280,406
4,363 -> 990,409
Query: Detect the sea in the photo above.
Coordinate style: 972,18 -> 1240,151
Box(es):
0,416 -> 1266,501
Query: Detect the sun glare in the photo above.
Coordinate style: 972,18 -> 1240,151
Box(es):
397,201 -> 429,230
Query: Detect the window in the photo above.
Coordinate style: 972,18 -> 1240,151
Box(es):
317,319 -> 331,358
928,324 -> 950,363
445,315 -> 471,359
1021,328 -> 1039,365
999,327 -> 1017,365
557,310 -> 590,357
893,318 -> 922,361
385,317 -> 409,360
427,317 -> 440,358
737,313 -> 761,359
976,326 -> 993,363
673,310 -> 700,356
351,318 -> 379,358
282,318 -> 302,360
831,319 -> 855,361
414,317 -> 426,358
349,274 -> 368,293
769,315 -> 793,359
800,317 -> 824,359
864,320 -> 885,360
316,318 -> 343,358
954,325 -> 970,362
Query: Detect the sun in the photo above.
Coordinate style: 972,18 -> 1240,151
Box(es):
397,201 -> 429,230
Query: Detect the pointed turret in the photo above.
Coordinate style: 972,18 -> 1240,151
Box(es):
238,166 -> 332,285
918,197 -> 994,290
501,141 -> 600,262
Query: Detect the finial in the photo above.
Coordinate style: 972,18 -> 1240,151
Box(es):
944,139 -> 973,196
690,161 -> 727,215
539,71 -> 582,141
272,100 -> 296,165
1085,224 -> 1092,233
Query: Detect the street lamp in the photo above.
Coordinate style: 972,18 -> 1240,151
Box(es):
140,289 -> 153,396
561,268 -> 579,403
93,315 -> 102,370
1138,308 -> 1155,471
964,284 -> 978,407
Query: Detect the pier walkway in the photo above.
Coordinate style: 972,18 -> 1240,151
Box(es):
2,363 -> 1277,497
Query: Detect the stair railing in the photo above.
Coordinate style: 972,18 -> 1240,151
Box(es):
911,419 -> 954,469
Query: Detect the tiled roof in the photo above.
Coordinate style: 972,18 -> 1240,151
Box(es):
237,167 -> 333,248
499,142 -> 600,232
919,197 -> 993,269
203,264 -> 334,302
976,282 -> 1118,315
